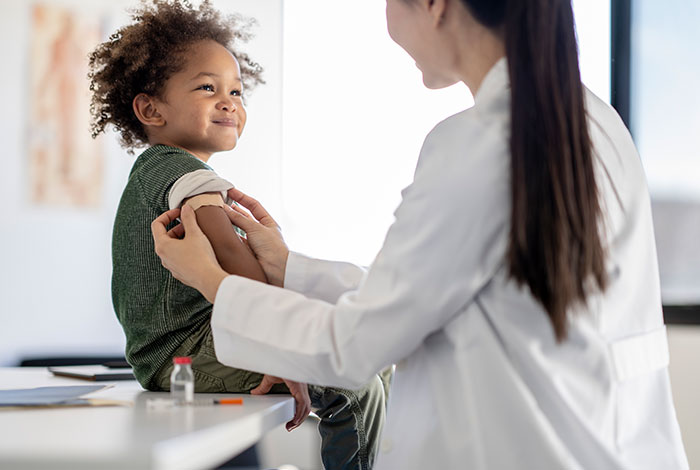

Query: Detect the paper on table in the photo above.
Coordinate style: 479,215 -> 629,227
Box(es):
0,385 -> 123,408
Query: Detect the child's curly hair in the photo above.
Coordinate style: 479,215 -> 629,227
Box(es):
88,0 -> 264,150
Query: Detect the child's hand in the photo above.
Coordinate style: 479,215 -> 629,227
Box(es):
151,205 -> 228,303
224,188 -> 290,287
250,374 -> 311,432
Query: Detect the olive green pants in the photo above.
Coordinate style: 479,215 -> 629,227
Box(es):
153,327 -> 390,470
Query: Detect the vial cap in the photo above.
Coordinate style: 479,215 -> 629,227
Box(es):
173,356 -> 192,365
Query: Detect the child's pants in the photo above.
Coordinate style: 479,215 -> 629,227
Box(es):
152,326 -> 388,470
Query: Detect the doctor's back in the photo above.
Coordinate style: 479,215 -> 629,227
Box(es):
370,0 -> 690,467
380,66 -> 689,470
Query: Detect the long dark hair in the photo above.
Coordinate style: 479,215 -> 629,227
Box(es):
464,0 -> 608,341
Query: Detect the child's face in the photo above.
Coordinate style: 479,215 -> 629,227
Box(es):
154,40 -> 247,161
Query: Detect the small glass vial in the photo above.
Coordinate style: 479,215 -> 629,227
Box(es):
170,357 -> 194,405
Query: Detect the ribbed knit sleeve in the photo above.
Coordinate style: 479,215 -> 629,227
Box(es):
135,146 -> 214,212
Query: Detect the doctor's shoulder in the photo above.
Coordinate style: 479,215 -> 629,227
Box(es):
583,87 -> 649,209
415,106 -> 509,184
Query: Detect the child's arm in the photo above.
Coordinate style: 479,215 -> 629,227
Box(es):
184,193 -> 268,283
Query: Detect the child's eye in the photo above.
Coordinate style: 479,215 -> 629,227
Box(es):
197,84 -> 215,92
231,89 -> 242,97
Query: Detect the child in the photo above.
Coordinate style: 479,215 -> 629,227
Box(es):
88,1 -> 386,468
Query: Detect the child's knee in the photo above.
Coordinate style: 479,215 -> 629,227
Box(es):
190,351 -> 264,392
310,374 -> 386,419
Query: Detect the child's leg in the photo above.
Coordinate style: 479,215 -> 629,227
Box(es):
153,326 -> 287,393
309,376 -> 386,470
154,325 -> 386,469
187,340 -> 387,470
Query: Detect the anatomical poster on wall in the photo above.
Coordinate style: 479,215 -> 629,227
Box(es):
27,4 -> 104,207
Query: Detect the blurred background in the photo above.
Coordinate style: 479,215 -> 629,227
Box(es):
0,0 -> 697,468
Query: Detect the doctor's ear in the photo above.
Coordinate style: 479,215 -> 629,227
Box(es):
133,93 -> 166,128
419,0 -> 447,27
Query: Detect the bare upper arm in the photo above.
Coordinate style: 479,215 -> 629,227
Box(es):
183,193 -> 268,283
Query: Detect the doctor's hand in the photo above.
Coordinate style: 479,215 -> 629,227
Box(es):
224,188 -> 290,287
251,374 -> 311,432
151,206 -> 228,303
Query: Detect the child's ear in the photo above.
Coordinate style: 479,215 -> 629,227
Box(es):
133,93 -> 166,128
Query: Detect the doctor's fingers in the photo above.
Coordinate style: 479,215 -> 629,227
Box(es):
250,375 -> 309,431
151,208 -> 181,240
250,374 -> 282,395
153,239 -> 177,277
227,188 -> 281,229
179,205 -> 207,237
228,203 -> 254,220
223,205 -> 262,234
168,223 -> 185,239
285,382 -> 311,432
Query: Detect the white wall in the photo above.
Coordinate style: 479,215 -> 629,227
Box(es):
279,0 -> 471,266
0,0 -> 283,366
573,0 -> 611,101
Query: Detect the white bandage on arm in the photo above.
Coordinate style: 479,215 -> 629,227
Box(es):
168,169 -> 235,210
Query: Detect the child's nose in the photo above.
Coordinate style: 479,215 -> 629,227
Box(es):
217,98 -> 237,112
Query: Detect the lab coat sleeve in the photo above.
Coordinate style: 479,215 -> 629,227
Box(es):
283,251 -> 367,303
211,118 -> 509,389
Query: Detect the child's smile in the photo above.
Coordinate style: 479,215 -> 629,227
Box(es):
212,118 -> 238,127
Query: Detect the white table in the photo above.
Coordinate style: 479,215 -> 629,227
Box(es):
0,367 -> 294,470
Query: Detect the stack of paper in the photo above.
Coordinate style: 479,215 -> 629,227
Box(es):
0,385 -> 128,409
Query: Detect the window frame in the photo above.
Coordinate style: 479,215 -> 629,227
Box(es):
611,0 -> 700,324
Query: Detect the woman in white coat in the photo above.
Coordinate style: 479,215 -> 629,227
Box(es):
151,0 -> 688,468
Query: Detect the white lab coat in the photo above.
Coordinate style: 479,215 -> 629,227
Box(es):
211,59 -> 688,469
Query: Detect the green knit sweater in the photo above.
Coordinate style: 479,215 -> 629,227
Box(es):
112,145 -> 216,389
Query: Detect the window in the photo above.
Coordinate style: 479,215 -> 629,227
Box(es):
613,0 -> 700,307
629,0 -> 700,200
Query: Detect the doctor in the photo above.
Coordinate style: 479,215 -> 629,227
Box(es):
152,0 -> 688,468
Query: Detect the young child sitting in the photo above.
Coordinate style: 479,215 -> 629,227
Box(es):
88,1 -> 386,468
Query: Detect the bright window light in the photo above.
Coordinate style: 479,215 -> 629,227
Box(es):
630,0 -> 700,201
279,0 -> 612,266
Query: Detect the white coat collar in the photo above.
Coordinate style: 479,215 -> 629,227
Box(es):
473,56 -> 509,110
